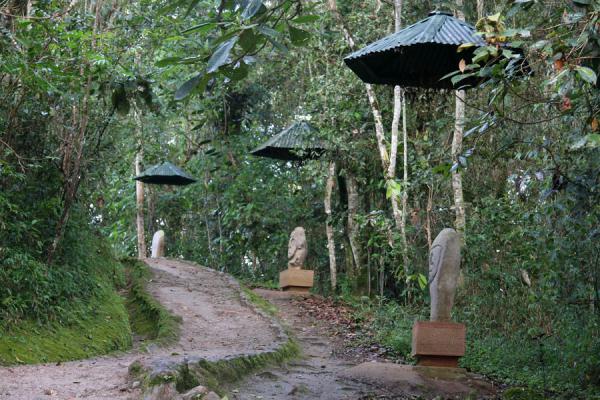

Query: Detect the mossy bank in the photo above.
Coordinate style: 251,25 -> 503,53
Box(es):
0,233 -> 133,365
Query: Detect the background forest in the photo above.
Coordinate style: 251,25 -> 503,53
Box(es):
1,0 -> 599,398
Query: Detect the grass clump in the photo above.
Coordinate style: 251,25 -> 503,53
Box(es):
123,258 -> 181,345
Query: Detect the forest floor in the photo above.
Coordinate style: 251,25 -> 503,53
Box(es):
0,260 -> 497,399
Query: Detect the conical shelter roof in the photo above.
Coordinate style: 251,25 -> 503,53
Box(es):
134,162 -> 197,185
250,121 -> 327,161
344,11 -> 487,89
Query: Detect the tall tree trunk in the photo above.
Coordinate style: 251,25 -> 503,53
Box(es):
346,173 -> 362,276
134,105 -> 146,259
390,0 -> 410,278
324,161 -> 337,290
135,149 -> 146,259
453,0 -> 467,243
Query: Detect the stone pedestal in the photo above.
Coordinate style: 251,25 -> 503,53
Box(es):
279,268 -> 314,292
412,321 -> 466,368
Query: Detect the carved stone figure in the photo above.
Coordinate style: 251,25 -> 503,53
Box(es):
151,230 -> 165,258
287,227 -> 307,269
429,228 -> 461,322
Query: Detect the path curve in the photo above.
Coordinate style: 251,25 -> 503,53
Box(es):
0,259 -> 283,400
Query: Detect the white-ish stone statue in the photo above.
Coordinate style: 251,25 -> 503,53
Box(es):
151,230 -> 165,258
287,227 -> 307,269
429,228 -> 461,322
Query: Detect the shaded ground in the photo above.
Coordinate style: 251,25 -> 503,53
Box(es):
230,290 -> 499,400
0,259 -> 282,400
228,290 -> 401,400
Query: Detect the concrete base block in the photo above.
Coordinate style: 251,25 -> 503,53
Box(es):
279,268 -> 314,291
412,321 -> 466,368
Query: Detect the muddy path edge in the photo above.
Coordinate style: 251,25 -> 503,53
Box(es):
138,258 -> 300,399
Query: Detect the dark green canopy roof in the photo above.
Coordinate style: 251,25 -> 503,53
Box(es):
344,11 -> 487,89
134,162 -> 197,185
250,121 -> 328,161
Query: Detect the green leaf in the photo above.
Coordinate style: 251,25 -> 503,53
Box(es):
155,57 -> 182,67
575,66 -> 597,85
222,61 -> 249,81
239,29 -> 259,53
241,0 -> 263,20
207,37 -> 238,73
174,73 -> 210,100
291,15 -> 320,24
288,26 -> 310,46
417,273 -> 428,290
182,22 -> 218,35
266,37 -> 288,54
257,25 -> 279,39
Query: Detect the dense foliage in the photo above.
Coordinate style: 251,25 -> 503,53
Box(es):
1,0 -> 598,396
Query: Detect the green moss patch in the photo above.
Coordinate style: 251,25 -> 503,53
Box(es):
124,258 -> 181,345
0,288 -> 132,365
241,287 -> 278,316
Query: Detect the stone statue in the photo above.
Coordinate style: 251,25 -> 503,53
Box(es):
428,228 -> 461,322
151,230 -> 165,258
287,227 -> 307,269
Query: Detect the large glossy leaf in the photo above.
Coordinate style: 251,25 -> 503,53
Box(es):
241,0 -> 263,20
174,73 -> 210,100
207,37 -> 238,73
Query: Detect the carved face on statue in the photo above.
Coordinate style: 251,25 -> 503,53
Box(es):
288,227 -> 308,269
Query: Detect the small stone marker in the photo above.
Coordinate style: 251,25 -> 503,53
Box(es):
412,228 -> 466,368
151,230 -> 165,258
280,227 -> 314,292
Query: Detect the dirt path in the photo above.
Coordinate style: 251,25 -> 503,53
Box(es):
228,290 -> 399,400
0,259 -> 282,400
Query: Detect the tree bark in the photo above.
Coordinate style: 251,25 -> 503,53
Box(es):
135,149 -> 146,259
346,173 -> 362,276
324,161 -> 337,290
391,0 -> 409,278
134,104 -> 146,259
453,0 -> 467,243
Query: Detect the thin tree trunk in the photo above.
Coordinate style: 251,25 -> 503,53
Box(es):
477,0 -> 485,20
346,173 -> 362,276
324,161 -> 337,290
426,182 -> 433,250
453,0 -> 467,243
400,90 -> 409,275
391,0 -> 409,278
135,148 -> 146,259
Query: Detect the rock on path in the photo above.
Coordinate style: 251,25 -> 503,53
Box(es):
0,259 -> 282,400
